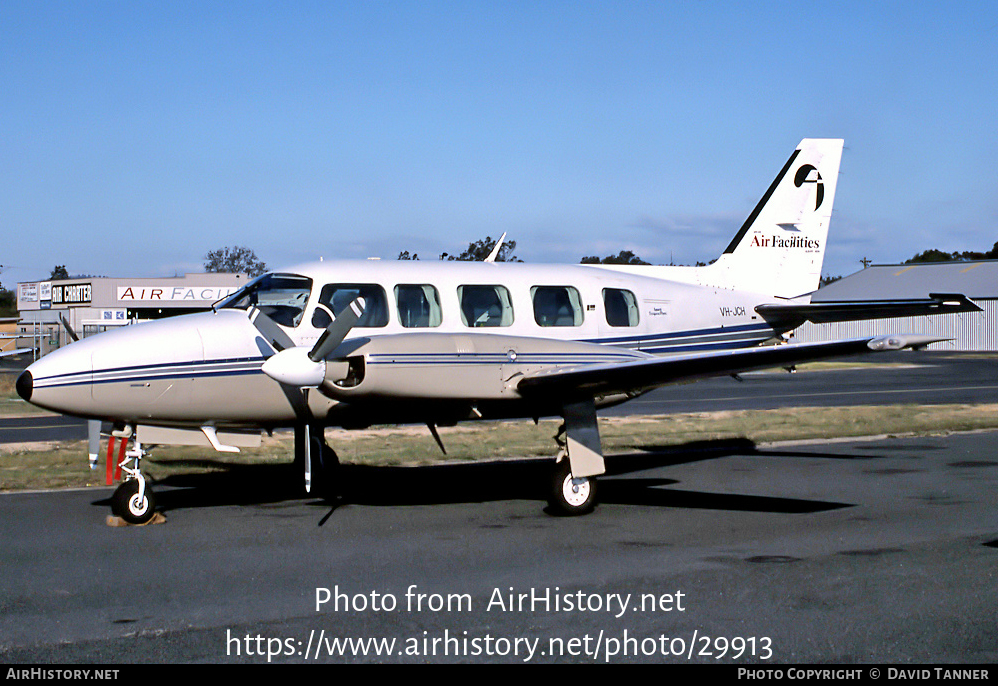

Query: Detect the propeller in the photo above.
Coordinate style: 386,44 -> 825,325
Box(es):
260,297 -> 365,386
249,298 -> 366,493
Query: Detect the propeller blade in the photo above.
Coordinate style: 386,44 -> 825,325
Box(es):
60,314 -> 80,343
248,306 -> 295,352
303,410 -> 313,493
87,420 -> 101,469
309,297 -> 365,362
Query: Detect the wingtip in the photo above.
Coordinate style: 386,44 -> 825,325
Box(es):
867,335 -> 947,351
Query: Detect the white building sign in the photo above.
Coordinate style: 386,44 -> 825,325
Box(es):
117,286 -> 239,302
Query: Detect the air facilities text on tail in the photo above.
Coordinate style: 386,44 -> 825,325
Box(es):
750,235 -> 821,250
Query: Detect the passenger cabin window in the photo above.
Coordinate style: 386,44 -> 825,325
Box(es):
603,288 -> 639,327
312,284 -> 389,328
219,273 -> 312,328
531,286 -> 584,327
395,284 -> 442,328
458,285 -> 513,327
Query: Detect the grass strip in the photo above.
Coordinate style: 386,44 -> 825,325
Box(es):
3,403 -> 998,491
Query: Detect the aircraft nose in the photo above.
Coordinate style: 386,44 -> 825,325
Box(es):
16,341 -> 94,416
15,370 -> 32,402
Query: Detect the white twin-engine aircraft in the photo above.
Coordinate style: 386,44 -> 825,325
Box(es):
16,139 -> 979,522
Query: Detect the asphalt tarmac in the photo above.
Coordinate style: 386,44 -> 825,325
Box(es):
603,350 -> 998,415
2,427 -> 997,663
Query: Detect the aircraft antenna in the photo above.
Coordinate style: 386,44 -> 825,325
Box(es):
484,233 -> 507,262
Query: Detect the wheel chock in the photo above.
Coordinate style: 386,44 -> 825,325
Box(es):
105,512 -> 167,527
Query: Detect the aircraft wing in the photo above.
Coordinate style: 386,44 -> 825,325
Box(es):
516,335 -> 941,401
0,347 -> 31,358
755,293 -> 980,329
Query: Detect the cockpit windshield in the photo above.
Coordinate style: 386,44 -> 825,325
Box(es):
218,273 -> 313,328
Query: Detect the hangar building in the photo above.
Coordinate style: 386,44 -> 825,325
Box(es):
16,272 -> 247,357
794,261 -> 998,351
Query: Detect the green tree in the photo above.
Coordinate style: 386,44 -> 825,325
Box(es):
441,236 -> 519,262
0,284 -> 15,317
904,241 -> 998,263
49,265 -> 69,280
204,246 -> 267,276
580,250 -> 649,265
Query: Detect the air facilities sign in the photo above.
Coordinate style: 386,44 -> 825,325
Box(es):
117,286 -> 238,303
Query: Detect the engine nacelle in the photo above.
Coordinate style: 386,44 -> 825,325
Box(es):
320,333 -> 646,402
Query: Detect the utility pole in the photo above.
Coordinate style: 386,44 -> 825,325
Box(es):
859,257 -> 873,268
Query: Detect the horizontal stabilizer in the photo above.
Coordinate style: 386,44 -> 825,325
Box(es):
755,293 -> 981,329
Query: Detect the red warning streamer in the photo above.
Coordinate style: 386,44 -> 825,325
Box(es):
105,436 -> 128,485
105,437 -> 115,486
115,437 -> 126,482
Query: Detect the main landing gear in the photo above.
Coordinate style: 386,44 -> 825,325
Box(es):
546,399 -> 605,516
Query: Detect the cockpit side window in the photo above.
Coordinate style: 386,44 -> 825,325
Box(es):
312,283 -> 389,329
218,273 -> 312,328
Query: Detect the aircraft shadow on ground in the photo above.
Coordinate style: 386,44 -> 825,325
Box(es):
91,437 -> 857,518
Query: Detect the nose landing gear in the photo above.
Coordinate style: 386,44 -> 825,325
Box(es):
106,428 -> 159,526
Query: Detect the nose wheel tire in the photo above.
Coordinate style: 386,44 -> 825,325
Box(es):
548,459 -> 597,516
112,479 -> 156,525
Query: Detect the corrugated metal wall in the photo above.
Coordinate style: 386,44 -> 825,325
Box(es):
793,299 -> 998,351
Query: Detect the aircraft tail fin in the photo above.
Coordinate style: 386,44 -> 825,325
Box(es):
705,138 -> 844,298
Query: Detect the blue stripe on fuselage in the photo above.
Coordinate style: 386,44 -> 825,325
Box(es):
33,324 -> 776,388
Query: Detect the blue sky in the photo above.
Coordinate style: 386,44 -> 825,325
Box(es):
3,1 -> 997,283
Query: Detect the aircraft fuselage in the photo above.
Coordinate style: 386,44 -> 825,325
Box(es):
18,260 -> 782,429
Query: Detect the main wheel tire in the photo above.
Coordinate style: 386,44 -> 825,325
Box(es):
112,480 -> 156,525
548,459 -> 597,516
